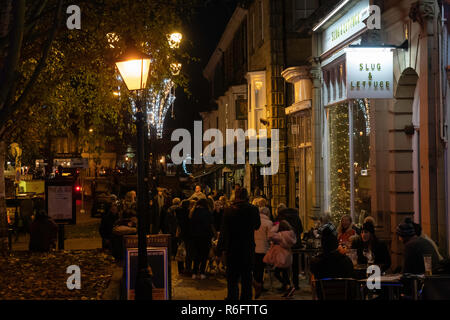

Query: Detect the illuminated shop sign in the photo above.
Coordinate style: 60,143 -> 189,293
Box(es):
346,48 -> 393,99
322,0 -> 370,54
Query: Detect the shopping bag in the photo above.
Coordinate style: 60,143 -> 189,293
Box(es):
175,241 -> 186,261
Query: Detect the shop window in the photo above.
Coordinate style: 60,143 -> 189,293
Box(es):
325,99 -> 372,226
305,116 -> 311,143
254,80 -> 263,108
352,99 -> 371,220
299,116 -> 305,145
327,104 -> 350,223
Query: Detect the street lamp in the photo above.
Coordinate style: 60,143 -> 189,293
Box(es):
115,45 -> 153,300
167,32 -> 182,49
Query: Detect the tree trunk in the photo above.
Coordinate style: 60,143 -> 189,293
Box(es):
0,140 -> 8,254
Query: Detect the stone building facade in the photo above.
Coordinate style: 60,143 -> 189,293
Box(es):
304,0 -> 449,267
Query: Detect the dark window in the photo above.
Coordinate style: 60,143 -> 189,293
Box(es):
294,0 -> 318,20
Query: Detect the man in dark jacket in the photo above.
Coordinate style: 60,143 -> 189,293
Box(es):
151,188 -> 167,234
190,199 -> 215,278
397,218 -> 439,274
176,200 -> 191,274
167,198 -> 181,258
29,210 -> 58,252
217,187 -> 261,300
277,205 -> 303,290
310,227 -> 354,280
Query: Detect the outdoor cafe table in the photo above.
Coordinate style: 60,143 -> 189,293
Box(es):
292,247 -> 322,282
358,273 -> 422,300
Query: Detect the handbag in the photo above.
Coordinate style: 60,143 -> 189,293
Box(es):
175,241 -> 186,261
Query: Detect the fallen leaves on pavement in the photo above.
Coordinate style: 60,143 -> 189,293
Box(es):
0,249 -> 117,300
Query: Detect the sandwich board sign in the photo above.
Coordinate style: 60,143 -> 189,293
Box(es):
124,234 -> 171,300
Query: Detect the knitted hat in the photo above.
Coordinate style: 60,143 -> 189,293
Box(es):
321,226 -> 338,252
396,218 -> 416,238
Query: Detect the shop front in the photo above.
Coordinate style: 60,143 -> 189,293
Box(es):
313,0 -> 379,228
312,0 -> 449,264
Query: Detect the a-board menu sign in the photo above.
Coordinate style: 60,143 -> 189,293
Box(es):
45,179 -> 76,225
124,234 -> 171,300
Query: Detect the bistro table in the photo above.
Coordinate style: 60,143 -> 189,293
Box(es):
358,273 -> 423,300
292,246 -> 322,282
359,273 -> 403,300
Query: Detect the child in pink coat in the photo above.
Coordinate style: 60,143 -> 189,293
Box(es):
267,220 -> 296,297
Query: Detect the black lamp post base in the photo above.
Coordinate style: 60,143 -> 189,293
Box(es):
135,268 -> 153,300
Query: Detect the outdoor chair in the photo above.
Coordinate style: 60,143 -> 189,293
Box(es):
420,275 -> 450,300
314,278 -> 360,300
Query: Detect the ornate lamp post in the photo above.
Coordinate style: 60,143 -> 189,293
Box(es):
115,45 -> 153,300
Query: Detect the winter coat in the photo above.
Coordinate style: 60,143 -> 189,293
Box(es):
175,206 -> 190,240
263,224 -> 296,268
217,200 -> 261,265
166,205 -> 179,237
189,206 -> 214,239
338,227 -> 357,246
29,216 -> 58,252
403,236 -> 440,274
254,214 -> 273,254
268,224 -> 297,250
351,236 -> 391,272
310,250 -> 355,280
188,191 -> 206,200
99,210 -> 119,240
276,208 -> 303,249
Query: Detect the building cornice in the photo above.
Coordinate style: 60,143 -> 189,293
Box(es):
281,66 -> 311,83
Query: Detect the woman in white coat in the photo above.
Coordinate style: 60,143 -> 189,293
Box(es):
253,207 -> 273,298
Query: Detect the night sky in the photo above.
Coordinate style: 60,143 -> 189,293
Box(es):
164,0 -> 241,138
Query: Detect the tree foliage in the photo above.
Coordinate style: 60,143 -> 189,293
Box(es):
1,0 -> 197,161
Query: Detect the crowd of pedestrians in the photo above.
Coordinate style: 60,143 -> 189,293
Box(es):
94,182 -> 449,301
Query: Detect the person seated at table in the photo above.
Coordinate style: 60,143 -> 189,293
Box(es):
310,226 -> 354,280
351,221 -> 391,273
412,221 -> 444,262
396,218 -> 439,274
29,210 -> 58,252
317,213 -> 337,238
337,214 -> 357,248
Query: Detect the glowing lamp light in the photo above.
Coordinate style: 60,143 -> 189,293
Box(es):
115,46 -> 151,91
254,81 -> 263,91
106,33 -> 120,48
75,186 -> 81,192
170,62 -> 182,76
168,32 -> 182,49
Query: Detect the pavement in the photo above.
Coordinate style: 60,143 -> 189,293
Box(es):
11,200 -> 102,251
11,199 -> 315,300
170,262 -> 314,300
